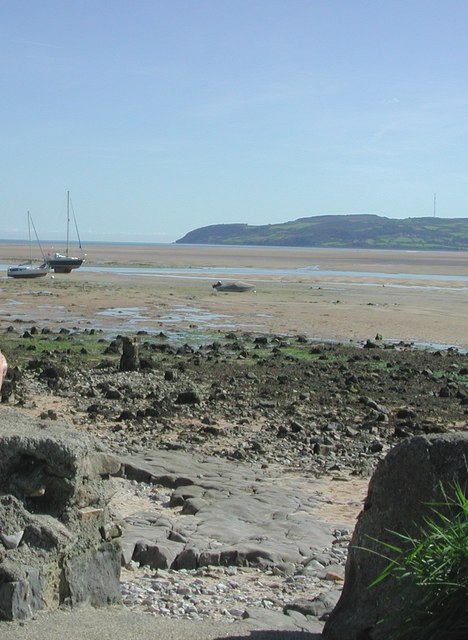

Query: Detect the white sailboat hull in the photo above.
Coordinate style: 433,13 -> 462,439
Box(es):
7,263 -> 49,279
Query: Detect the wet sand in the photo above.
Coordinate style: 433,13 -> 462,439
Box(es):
1,244 -> 467,348
2,242 -> 468,272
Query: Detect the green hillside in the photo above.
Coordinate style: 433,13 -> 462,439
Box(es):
176,214 -> 468,250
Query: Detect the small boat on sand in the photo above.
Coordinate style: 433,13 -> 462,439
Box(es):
212,280 -> 255,292
7,212 -> 50,279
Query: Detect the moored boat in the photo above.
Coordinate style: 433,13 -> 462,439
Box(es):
45,251 -> 84,273
45,191 -> 85,273
7,262 -> 49,279
7,212 -> 50,279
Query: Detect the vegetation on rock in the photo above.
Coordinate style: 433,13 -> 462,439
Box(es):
368,482 -> 468,640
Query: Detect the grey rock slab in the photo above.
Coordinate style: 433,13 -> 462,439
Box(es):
243,606 -> 323,633
119,448 -> 336,571
64,541 -> 121,607
132,539 -> 183,570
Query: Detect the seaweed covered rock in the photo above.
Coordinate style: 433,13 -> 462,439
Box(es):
0,408 -> 122,620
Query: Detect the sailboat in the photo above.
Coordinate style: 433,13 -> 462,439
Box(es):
45,191 -> 85,273
7,212 -> 50,279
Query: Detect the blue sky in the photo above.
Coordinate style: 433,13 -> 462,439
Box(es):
1,1 -> 467,243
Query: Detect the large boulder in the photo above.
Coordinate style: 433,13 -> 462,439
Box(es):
0,408 -> 122,620
323,432 -> 468,640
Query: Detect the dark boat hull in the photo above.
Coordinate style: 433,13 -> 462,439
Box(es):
45,256 -> 84,273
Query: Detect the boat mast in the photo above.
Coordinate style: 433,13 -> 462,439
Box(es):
27,212 -> 32,263
66,190 -> 70,257
29,213 -> 46,260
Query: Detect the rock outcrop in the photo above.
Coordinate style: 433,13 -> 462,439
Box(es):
119,336 -> 140,372
323,432 -> 468,640
0,408 -> 122,620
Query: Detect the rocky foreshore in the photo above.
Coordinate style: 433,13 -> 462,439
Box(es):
3,327 -> 467,472
1,325 -> 467,631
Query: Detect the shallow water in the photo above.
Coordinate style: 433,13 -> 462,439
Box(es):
84,265 -> 468,284
2,262 -> 468,286
96,303 -> 265,335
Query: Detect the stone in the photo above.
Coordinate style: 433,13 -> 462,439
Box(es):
284,591 -> 340,619
119,336 -> 140,372
0,408 -> 122,620
323,432 -> 468,640
175,390 -> 201,405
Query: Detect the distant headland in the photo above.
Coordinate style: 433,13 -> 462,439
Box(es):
176,214 -> 468,250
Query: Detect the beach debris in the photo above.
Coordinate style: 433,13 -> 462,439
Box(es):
212,280 -> 255,293
0,529 -> 24,549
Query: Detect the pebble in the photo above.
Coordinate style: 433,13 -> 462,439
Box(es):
120,561 -> 345,623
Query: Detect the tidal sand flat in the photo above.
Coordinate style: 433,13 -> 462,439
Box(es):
1,244 -> 467,348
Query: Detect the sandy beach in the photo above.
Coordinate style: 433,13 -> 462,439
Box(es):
1,244 -> 467,348
1,244 -> 467,638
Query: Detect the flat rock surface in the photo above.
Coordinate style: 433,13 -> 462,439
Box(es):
120,449 -> 333,568
113,449 -> 351,628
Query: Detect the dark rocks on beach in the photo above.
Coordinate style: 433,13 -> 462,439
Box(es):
16,332 -> 460,478
1,327 -> 467,630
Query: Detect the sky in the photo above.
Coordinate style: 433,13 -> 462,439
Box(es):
1,0 -> 467,244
